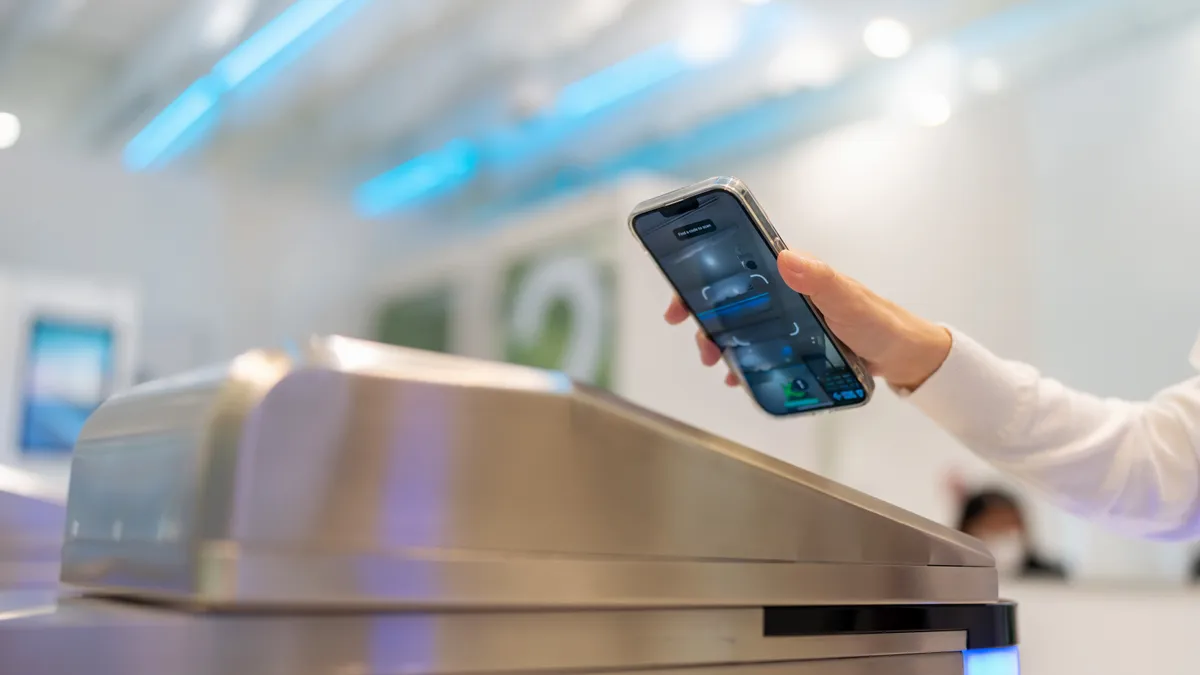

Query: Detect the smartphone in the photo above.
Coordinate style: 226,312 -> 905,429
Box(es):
629,176 -> 873,416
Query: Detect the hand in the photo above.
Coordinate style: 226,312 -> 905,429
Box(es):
663,249 -> 951,391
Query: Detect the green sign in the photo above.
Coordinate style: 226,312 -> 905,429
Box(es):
373,223 -> 616,388
374,285 -> 452,353
501,245 -> 614,388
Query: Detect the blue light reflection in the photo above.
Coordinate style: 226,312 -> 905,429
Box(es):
964,646 -> 1020,675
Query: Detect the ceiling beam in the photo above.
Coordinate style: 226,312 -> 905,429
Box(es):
0,0 -> 70,79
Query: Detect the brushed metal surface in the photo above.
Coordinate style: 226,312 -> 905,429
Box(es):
594,654 -> 966,675
0,486 -> 65,589
61,336 -> 995,608
0,591 -> 968,675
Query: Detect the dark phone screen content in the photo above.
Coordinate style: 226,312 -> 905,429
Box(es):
633,189 -> 867,415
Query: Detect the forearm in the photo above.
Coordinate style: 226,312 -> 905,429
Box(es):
903,329 -> 1200,539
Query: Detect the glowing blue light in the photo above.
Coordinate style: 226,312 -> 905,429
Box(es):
964,646 -> 1020,675
555,43 -> 687,118
124,0 -> 364,171
480,43 -> 688,169
213,0 -> 361,89
354,139 -> 480,217
123,77 -> 223,171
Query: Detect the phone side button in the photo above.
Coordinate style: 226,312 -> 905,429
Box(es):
773,237 -> 787,252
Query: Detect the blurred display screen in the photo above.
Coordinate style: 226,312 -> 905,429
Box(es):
20,317 -> 115,455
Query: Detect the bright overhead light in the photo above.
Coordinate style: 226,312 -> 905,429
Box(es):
765,44 -> 841,93
677,8 -> 743,65
968,58 -> 1004,93
202,0 -> 256,49
905,91 -> 952,127
0,112 -> 21,150
863,18 -> 911,59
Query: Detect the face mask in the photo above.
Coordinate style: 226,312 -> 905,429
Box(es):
980,532 -> 1026,576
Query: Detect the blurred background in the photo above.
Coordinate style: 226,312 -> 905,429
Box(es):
2,0 -> 1200,670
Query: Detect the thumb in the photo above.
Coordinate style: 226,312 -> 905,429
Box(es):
777,250 -> 849,301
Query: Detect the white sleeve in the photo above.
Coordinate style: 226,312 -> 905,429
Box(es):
904,328 -> 1200,540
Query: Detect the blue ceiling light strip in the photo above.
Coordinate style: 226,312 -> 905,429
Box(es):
482,42 -> 689,168
356,4 -> 790,217
964,646 -> 1020,675
359,43 -> 690,216
555,43 -> 688,119
123,0 -> 366,172
212,0 -> 367,90
122,78 -> 224,171
353,139 -> 481,217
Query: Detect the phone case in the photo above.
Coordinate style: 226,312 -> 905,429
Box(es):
628,176 -> 875,415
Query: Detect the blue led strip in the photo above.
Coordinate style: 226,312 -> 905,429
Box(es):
354,3 -> 796,216
353,139 -> 481,217
124,0 -> 366,172
356,42 -> 689,215
964,646 -> 1020,675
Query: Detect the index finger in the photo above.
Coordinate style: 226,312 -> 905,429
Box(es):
663,295 -> 690,325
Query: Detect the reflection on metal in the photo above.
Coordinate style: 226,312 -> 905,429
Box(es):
0,337 -> 1015,672
0,472 -> 65,590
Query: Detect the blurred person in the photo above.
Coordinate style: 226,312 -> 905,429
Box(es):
666,249 -> 1200,540
956,488 -> 1067,580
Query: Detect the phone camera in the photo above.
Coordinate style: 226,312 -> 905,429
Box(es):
743,260 -> 758,270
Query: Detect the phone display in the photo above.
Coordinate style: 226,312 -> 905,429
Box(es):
631,184 -> 870,415
19,317 -> 115,454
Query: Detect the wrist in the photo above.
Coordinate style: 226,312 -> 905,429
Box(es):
884,321 -> 952,392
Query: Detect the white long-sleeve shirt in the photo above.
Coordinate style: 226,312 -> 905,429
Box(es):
905,329 -> 1200,540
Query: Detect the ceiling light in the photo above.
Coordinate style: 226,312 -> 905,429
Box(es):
765,44 -> 841,93
0,112 -> 21,150
677,8 -> 743,66
863,18 -> 911,59
905,92 -> 951,127
968,58 -> 1004,93
202,0 -> 256,49
354,138 -> 480,217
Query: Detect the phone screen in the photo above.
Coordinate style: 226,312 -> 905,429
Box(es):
20,317 -> 115,454
632,188 -> 867,415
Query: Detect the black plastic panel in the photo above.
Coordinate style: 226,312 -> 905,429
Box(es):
763,601 -> 1017,650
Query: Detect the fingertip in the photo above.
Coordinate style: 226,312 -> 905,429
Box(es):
777,249 -> 806,273
663,296 -> 689,324
695,331 -> 722,366
725,371 -> 740,387
777,250 -> 834,294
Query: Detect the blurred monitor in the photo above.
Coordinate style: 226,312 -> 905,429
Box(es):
18,317 -> 115,455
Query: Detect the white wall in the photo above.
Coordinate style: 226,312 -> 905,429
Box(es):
0,145 -> 375,379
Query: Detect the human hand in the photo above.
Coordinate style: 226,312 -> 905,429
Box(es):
663,249 -> 951,391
